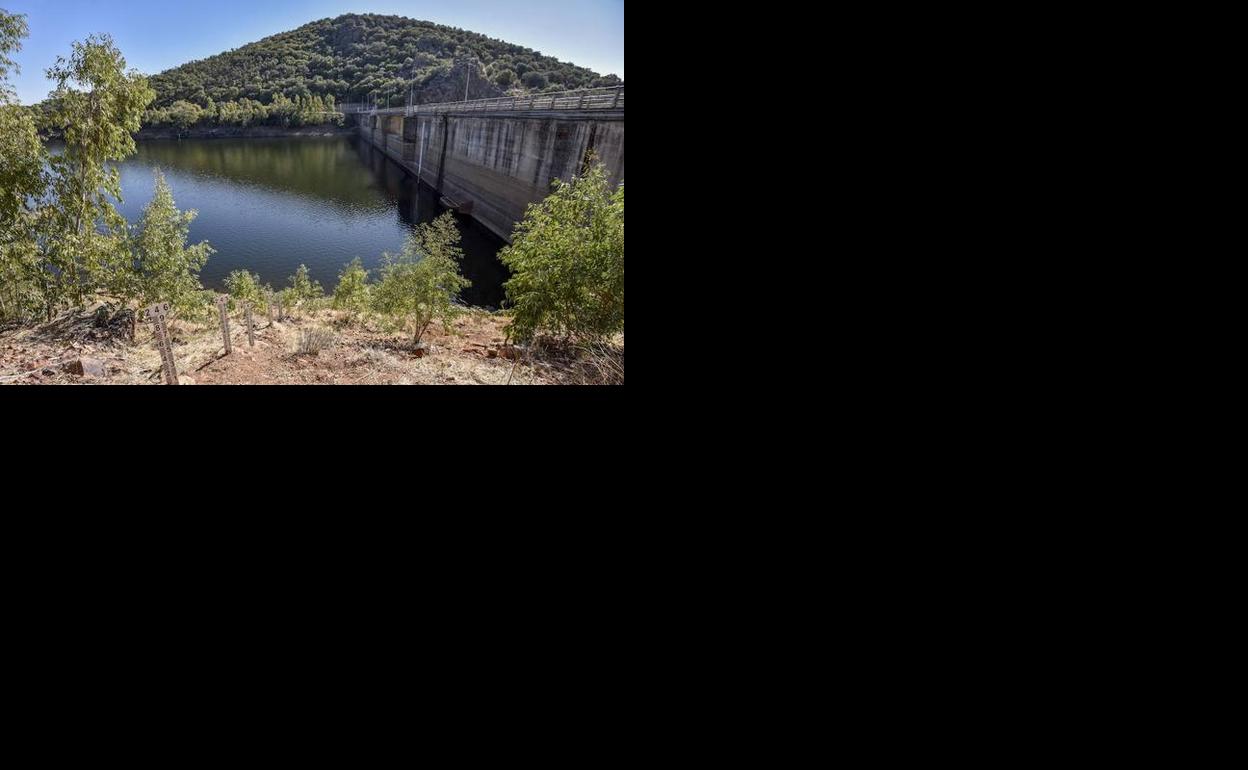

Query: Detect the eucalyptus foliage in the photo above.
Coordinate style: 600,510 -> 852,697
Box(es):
0,9 -> 46,321
370,212 -> 470,345
224,270 -> 265,312
123,170 -> 214,326
501,160 -> 624,343
0,7 -> 27,98
332,258 -> 371,319
37,34 -> 156,318
288,264 -> 324,301
1,21 -> 218,329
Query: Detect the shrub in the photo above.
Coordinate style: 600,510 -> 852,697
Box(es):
500,159 -> 624,343
493,68 -> 518,88
332,258 -> 370,319
273,288 -> 296,319
287,263 -> 324,316
370,213 -> 471,346
224,269 -> 264,311
124,170 -> 214,332
289,263 -> 323,298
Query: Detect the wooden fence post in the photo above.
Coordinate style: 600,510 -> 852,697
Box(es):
247,302 -> 259,346
245,302 -> 256,348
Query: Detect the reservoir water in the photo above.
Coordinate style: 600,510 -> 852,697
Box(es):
109,136 -> 510,308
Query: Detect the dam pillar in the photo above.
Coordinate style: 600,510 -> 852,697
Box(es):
436,115 -> 450,195
401,116 -> 420,161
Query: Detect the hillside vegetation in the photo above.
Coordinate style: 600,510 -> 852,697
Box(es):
149,13 -> 620,111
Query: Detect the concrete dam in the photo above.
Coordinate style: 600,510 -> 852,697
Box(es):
345,87 -> 624,243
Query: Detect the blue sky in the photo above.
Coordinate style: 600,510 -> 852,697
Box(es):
2,0 -> 624,104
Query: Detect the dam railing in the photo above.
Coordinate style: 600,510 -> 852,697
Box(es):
339,85 -> 624,117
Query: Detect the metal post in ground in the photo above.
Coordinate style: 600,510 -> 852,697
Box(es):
146,302 -> 179,385
216,295 -> 232,355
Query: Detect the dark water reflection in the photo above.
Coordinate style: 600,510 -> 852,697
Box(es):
110,137 -> 509,308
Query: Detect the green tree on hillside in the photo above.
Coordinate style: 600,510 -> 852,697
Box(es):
167,100 -> 204,133
142,14 -> 614,111
492,68 -> 518,89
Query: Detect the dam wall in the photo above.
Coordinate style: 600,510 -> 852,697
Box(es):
355,107 -> 624,242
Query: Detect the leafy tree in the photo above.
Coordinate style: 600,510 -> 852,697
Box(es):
37,34 -> 155,320
0,7 -> 28,98
167,100 -> 203,133
501,159 -> 624,343
0,9 -> 47,321
289,263 -> 324,300
522,71 -> 548,90
371,212 -> 470,346
332,257 -> 370,319
492,68 -> 517,89
224,269 -> 265,312
118,170 -> 214,335
284,263 -> 324,318
276,288 -> 296,318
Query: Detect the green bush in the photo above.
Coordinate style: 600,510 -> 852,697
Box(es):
493,69 -> 518,88
125,170 -> 214,327
332,258 -> 370,319
224,269 -> 264,312
284,263 -> 324,318
371,212 -> 470,346
276,288 -> 296,318
501,159 -> 624,343
289,263 -> 323,299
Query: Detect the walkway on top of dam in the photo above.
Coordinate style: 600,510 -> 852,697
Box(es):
339,84 -> 625,118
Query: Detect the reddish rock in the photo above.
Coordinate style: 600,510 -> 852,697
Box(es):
64,358 -> 106,378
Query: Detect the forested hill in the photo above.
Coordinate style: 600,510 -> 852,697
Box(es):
148,13 -> 620,110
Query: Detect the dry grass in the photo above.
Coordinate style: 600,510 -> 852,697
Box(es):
3,300 -> 620,386
297,327 -> 335,355
575,341 -> 625,385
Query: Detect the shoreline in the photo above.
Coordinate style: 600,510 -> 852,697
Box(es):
133,124 -> 356,141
